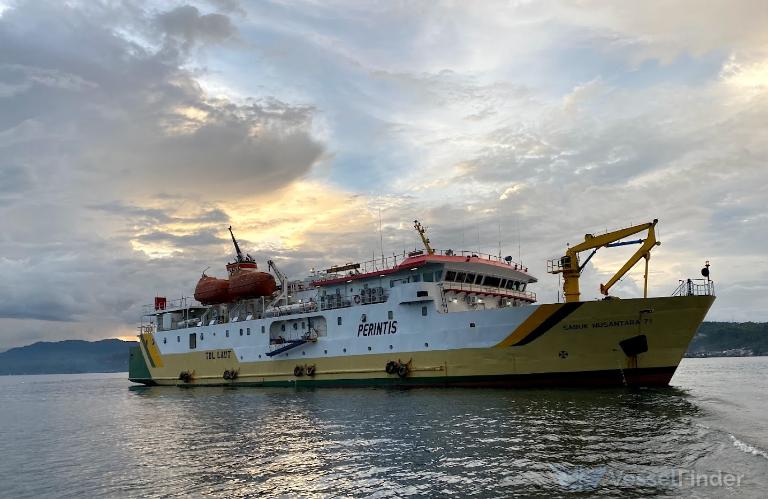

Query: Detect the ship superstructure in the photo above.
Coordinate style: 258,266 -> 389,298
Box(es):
129,221 -> 715,387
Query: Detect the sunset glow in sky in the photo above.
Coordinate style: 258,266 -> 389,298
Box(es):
1,0 -> 767,349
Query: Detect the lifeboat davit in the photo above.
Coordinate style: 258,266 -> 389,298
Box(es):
227,262 -> 277,300
194,275 -> 231,305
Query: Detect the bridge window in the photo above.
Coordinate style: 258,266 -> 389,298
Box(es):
423,271 -> 434,282
465,273 -> 476,284
189,333 -> 196,350
434,270 -> 443,281
411,274 -> 421,282
455,272 -> 466,282
445,270 -> 456,281
475,274 -> 484,284
483,276 -> 501,287
499,279 -> 507,288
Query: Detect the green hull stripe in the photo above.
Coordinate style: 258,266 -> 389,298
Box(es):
128,345 -> 152,380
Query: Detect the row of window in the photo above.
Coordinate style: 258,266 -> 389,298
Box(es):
444,270 -> 527,291
165,325 -> 268,346
389,270 -> 444,288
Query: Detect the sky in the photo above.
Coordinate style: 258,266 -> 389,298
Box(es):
0,0 -> 766,350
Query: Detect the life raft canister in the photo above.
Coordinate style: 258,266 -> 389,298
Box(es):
306,365 -> 316,377
385,361 -> 398,374
294,365 -> 304,377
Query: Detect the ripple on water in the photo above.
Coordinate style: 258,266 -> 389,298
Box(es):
0,361 -> 767,497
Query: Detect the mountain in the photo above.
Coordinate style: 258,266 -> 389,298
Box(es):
0,339 -> 137,375
685,322 -> 768,357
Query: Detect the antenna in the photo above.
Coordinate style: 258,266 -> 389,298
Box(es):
379,207 -> 384,268
498,223 -> 502,259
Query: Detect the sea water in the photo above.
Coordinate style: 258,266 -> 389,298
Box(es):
0,357 -> 766,497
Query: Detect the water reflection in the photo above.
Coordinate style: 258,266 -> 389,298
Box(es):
115,385 -> 709,496
1,364 -> 764,498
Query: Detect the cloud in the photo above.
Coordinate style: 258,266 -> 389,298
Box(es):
155,5 -> 237,50
1,0 -> 767,349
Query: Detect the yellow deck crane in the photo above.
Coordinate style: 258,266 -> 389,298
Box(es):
413,220 -> 435,255
548,219 -> 661,303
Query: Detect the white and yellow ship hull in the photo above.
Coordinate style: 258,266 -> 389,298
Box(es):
130,295 -> 714,388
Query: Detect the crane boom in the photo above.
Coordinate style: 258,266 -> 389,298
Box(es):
548,219 -> 661,302
413,220 -> 435,255
228,225 -> 244,262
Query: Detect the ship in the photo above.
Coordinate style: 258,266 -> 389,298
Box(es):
129,220 -> 715,387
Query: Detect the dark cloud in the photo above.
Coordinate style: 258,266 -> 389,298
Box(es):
155,5 -> 237,51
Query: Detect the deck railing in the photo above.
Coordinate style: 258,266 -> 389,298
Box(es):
671,279 -> 715,297
313,249 -> 527,281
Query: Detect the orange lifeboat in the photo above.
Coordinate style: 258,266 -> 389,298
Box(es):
227,263 -> 277,300
194,274 -> 231,305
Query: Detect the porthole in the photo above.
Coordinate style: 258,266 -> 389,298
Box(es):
421,306 -> 428,316
343,348 -> 347,353
302,351 -> 306,356
177,336 -> 180,343
388,311 -> 393,320
258,354 -> 262,359
226,330 -> 230,337
425,342 -> 429,348
324,350 -> 328,354
367,346 -> 372,351
163,337 -> 167,344
247,328 -> 251,336
338,317 -> 342,326
293,323 -> 298,330
200,333 -> 204,341
389,345 -> 393,350
239,328 -> 243,336
261,326 -> 265,334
